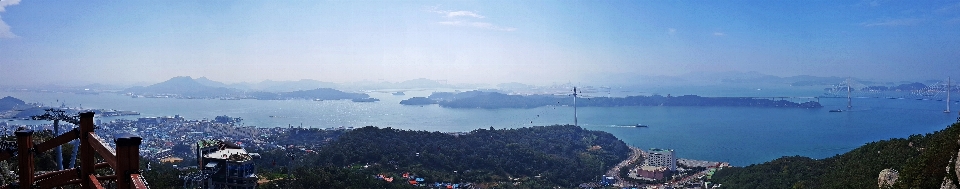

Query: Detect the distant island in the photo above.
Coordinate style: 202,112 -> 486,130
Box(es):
850,82 -> 934,92
0,96 -> 139,119
123,76 -> 369,100
0,96 -> 28,112
401,91 -> 823,109
247,88 -> 370,100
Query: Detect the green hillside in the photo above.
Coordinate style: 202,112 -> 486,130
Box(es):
713,122 -> 960,188
240,125 -> 632,188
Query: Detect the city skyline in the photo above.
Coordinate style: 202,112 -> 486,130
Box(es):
1,0 -> 959,86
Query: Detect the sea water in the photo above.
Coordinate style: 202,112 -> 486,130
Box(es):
2,88 -> 957,166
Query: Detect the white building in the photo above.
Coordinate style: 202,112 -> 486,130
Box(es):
644,148 -> 677,171
198,140 -> 258,189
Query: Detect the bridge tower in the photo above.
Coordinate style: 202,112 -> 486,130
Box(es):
573,87 -> 578,127
847,78 -> 852,109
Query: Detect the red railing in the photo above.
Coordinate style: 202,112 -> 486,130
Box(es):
0,112 -> 148,189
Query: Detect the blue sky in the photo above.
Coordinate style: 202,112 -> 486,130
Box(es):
1,0 -> 959,86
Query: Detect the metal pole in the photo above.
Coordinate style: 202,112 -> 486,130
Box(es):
54,119 -> 63,171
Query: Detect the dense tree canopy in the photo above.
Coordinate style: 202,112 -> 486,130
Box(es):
307,125 -> 631,187
713,122 -> 960,188
144,125 -> 631,188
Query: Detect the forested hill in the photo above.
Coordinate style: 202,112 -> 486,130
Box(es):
712,122 -> 960,188
0,96 -> 27,111
310,125 -> 631,188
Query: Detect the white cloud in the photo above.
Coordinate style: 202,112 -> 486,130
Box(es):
438,21 -> 516,31
428,6 -> 514,32
0,19 -> 13,38
713,32 -> 725,36
427,7 -> 484,18
0,0 -> 20,12
0,0 -> 21,38
861,18 -> 922,27
447,11 -> 484,18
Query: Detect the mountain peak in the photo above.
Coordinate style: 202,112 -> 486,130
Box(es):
193,77 -> 229,88
124,76 -> 241,97
170,76 -> 194,80
159,76 -> 201,86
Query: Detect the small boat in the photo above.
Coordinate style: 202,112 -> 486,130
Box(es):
829,109 -> 844,112
617,124 -> 648,127
313,99 -> 324,101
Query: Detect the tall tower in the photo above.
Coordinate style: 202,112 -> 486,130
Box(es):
947,77 -> 951,113
573,87 -> 578,127
846,78 -> 852,109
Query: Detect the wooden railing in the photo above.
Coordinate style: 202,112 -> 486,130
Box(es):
0,112 -> 148,189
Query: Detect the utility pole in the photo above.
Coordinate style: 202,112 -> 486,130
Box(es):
31,109 -> 79,171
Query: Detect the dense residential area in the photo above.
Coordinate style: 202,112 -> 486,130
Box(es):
3,107 -> 730,188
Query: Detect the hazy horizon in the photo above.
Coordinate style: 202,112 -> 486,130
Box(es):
0,71 -> 951,90
2,1 -> 959,86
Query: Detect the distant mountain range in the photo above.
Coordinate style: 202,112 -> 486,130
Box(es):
6,71 -> 951,95
126,76 -> 464,93
191,77 -> 343,92
585,71 -> 903,87
343,78 -> 462,89
211,77 -> 463,91
247,88 -> 369,100
124,76 -> 244,98
123,76 -> 372,100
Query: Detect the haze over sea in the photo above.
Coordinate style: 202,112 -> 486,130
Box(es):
2,85 -> 958,166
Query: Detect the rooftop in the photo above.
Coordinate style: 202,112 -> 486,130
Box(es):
203,148 -> 253,162
648,148 -> 674,153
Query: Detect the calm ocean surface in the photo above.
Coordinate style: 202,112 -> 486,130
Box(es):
2,86 -> 957,166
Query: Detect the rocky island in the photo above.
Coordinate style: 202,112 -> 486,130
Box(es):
401,91 -> 823,109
